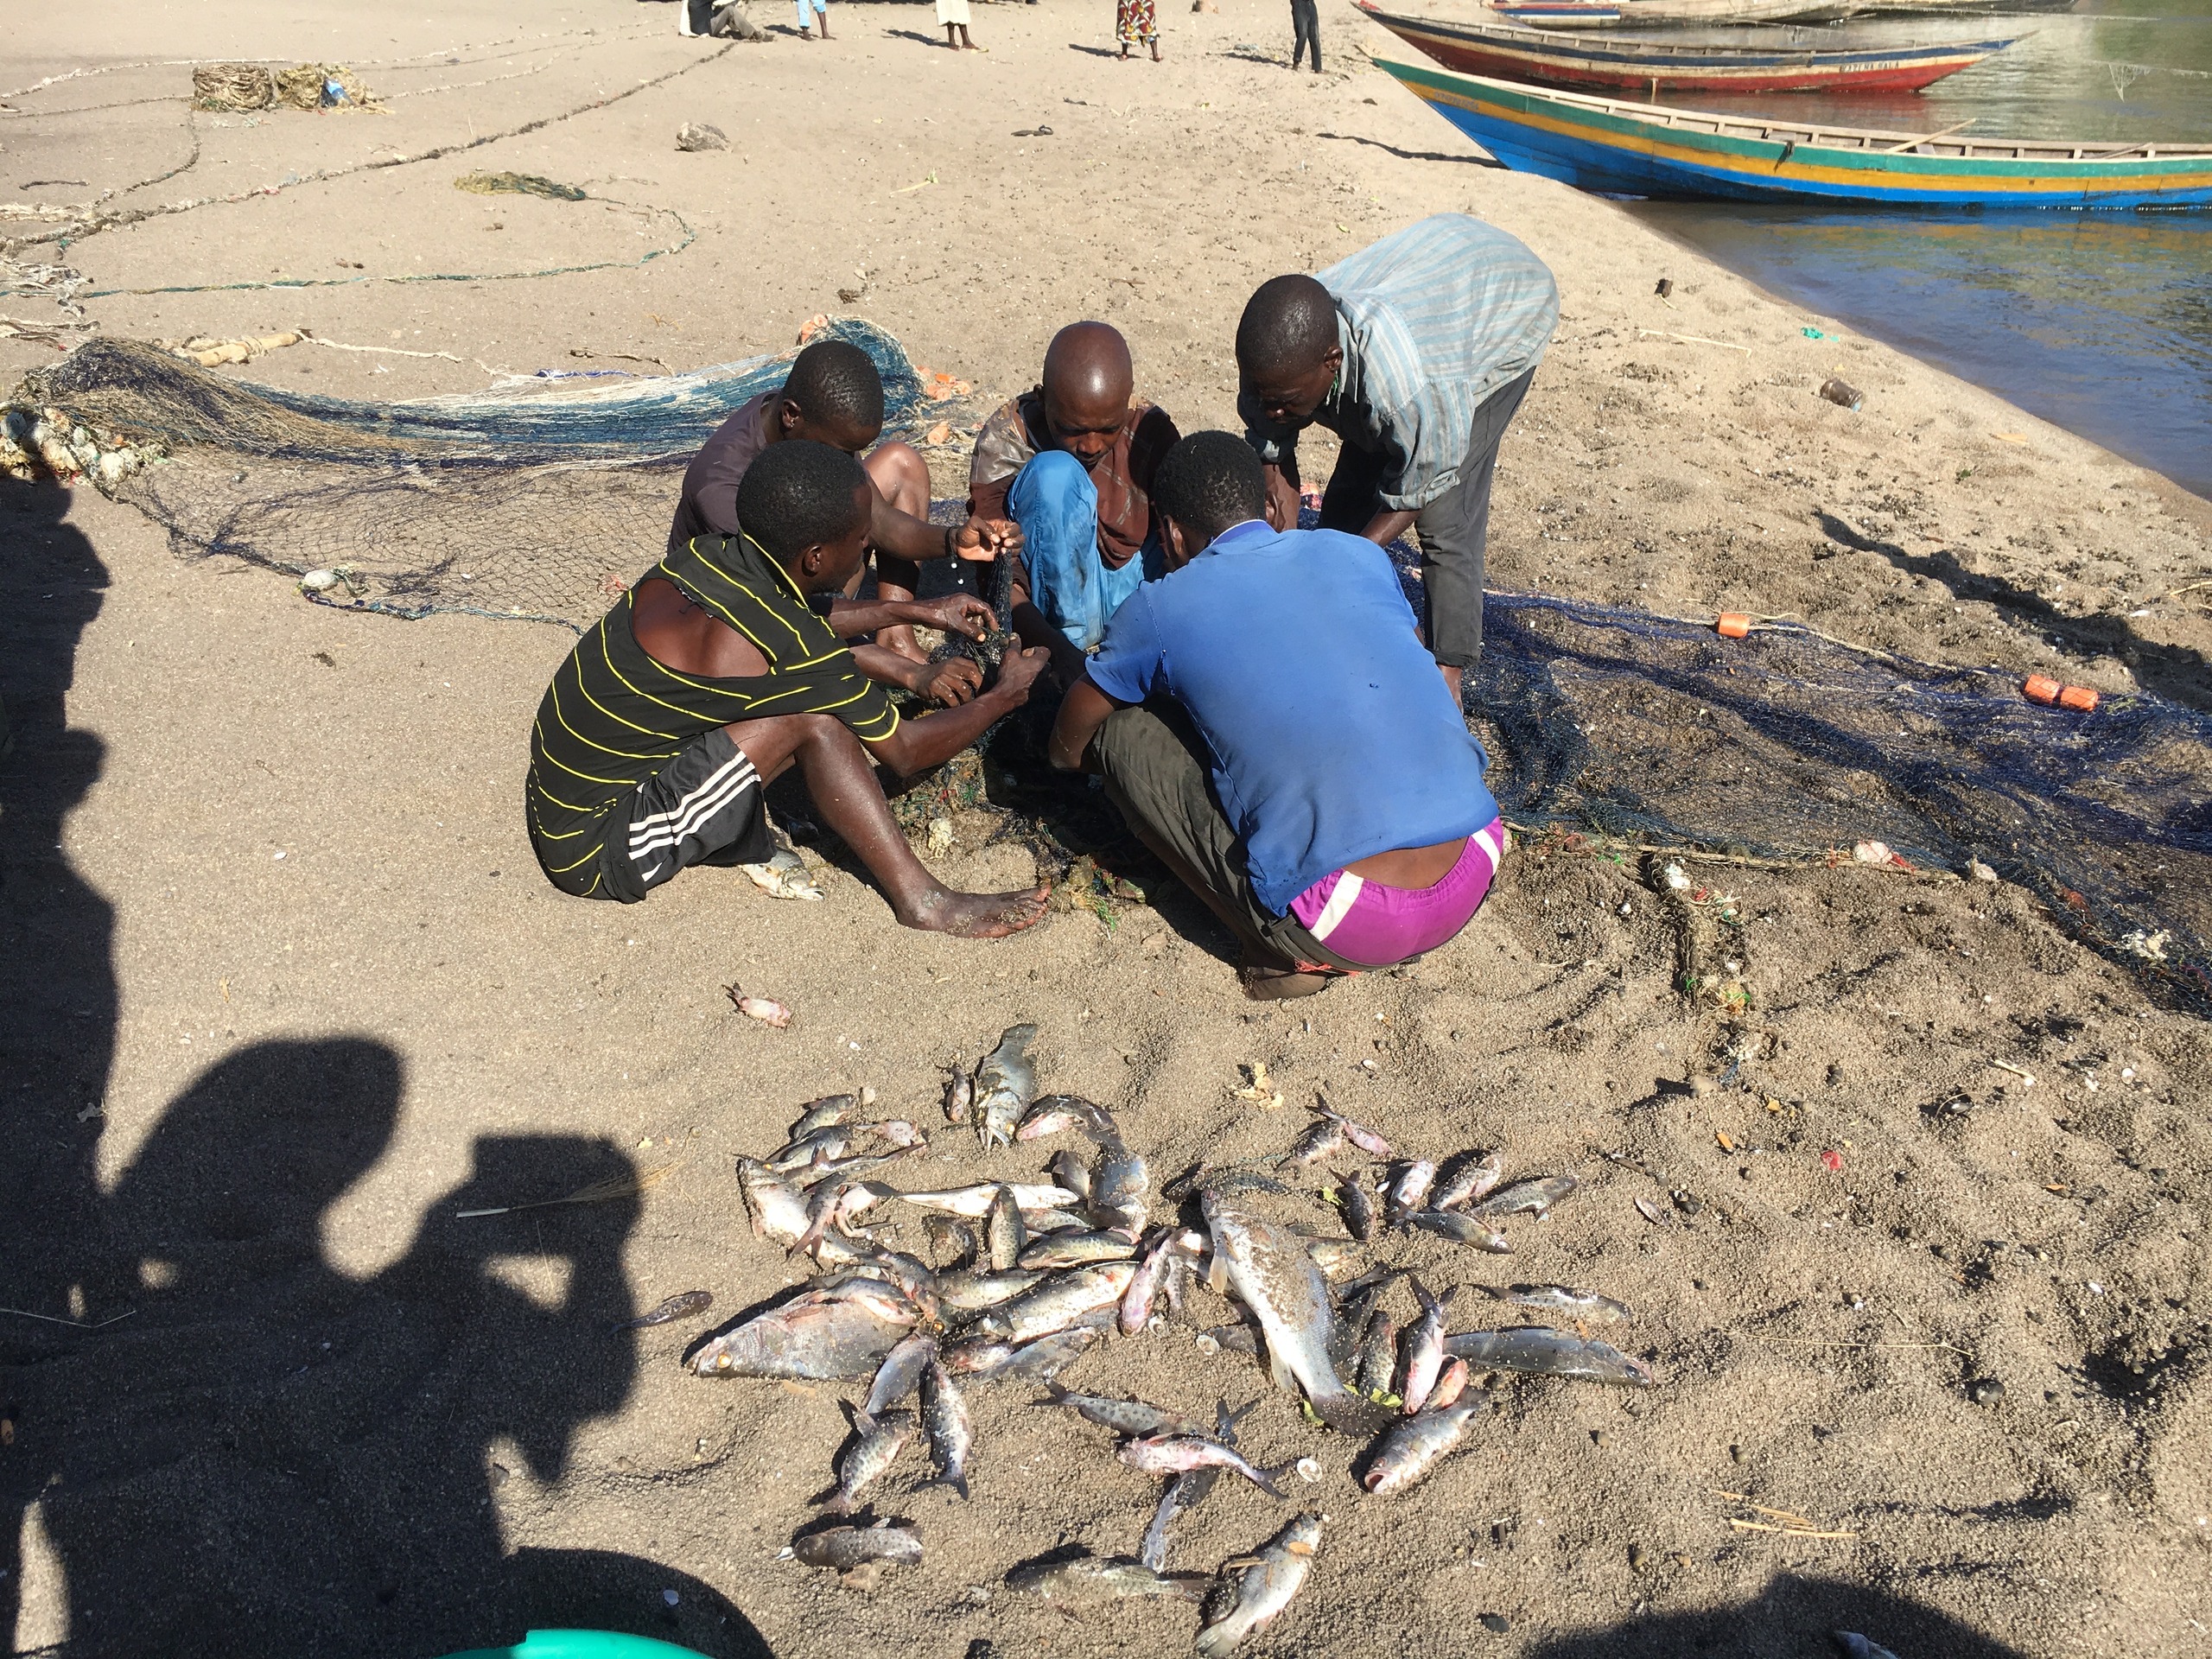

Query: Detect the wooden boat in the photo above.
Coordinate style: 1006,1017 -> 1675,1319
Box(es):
1363,4 -> 2013,94
1376,55 -> 2212,207
1491,0 -> 1861,29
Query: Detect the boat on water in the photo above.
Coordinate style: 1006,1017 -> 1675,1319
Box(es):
1490,0 -> 1859,27
1361,4 -> 2013,94
1375,55 -> 2212,207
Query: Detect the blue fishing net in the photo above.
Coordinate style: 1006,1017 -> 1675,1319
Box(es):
9,323 -> 2206,1007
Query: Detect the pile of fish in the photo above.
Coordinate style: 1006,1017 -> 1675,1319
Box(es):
686,1026 -> 1656,1648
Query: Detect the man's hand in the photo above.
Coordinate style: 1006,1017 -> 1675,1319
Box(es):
993,645 -> 1051,705
912,655 -> 983,707
1360,508 -> 1420,549
955,517 -> 1024,562
907,593 -> 995,640
1262,464 -> 1302,532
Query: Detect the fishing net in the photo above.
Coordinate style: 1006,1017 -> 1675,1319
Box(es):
6,327 -> 2208,1006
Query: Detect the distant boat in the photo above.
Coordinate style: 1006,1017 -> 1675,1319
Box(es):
1376,55 -> 2212,207
1362,4 -> 2013,94
1491,0 -> 1863,29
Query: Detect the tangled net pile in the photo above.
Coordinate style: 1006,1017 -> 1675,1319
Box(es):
5,325 -> 2206,1005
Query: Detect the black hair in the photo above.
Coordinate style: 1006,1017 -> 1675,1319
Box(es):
1150,431 -> 1268,549
780,339 -> 885,435
734,439 -> 871,563
1235,273 -> 1338,380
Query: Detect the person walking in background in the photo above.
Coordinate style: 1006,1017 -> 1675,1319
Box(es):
1290,0 -> 1321,72
938,0 -> 977,49
1117,0 -> 1161,62
796,0 -> 830,39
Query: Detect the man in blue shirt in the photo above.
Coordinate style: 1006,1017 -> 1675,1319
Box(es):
1236,214 -> 1559,704
1050,432 -> 1505,1000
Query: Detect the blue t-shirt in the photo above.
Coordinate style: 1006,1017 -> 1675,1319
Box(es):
1085,519 -> 1498,916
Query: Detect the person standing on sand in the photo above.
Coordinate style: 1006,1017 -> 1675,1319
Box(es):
966,321 -> 1179,684
796,0 -> 830,38
1236,213 -> 1558,705
938,0 -> 977,48
1117,0 -> 1162,61
1051,432 -> 1503,1000
1290,0 -> 1321,72
530,440 -> 1053,933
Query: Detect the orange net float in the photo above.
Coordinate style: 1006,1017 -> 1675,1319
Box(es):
2058,685 -> 2101,713
1715,613 -> 1751,639
2024,675 -> 2063,706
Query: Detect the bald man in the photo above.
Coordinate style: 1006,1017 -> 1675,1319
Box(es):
967,321 -> 1180,661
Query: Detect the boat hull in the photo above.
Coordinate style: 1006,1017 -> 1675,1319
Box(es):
1363,8 -> 2012,93
1377,58 -> 2212,208
1499,0 -> 1861,28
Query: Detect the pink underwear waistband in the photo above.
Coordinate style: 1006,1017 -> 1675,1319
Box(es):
1287,818 -> 1502,969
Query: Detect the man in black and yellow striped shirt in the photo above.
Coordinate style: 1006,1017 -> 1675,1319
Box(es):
529,441 -> 1053,936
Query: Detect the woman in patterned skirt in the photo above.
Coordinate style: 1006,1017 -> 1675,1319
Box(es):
1116,0 -> 1160,61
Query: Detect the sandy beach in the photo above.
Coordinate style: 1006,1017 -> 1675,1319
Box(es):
4,3 -> 2211,1656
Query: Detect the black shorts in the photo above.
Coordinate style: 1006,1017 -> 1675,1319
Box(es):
582,727 -> 774,904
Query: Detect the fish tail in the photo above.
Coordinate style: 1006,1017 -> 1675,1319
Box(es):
1410,1274 -> 1439,1317
1033,1382 -> 1070,1408
1256,1461 -> 1294,1499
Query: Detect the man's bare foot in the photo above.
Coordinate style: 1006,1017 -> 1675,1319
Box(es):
901,885 -> 1051,938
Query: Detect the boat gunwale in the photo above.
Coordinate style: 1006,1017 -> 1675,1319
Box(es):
1357,6 -> 2018,70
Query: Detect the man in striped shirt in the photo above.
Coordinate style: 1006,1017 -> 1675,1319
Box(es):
1236,213 -> 1558,702
528,440 -> 1052,936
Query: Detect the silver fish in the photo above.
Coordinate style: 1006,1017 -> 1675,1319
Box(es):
1092,1141 -> 1149,1235
1141,1468 -> 1221,1572
922,1357 -> 974,1498
1433,1151 -> 1505,1211
1320,1103 -> 1393,1158
937,1268 -> 1046,1310
1048,1147 -> 1093,1205
943,1069 -> 973,1126
788,1092 -> 861,1141
1463,1173 -> 1580,1222
923,1214 -> 978,1269
766,1125 -> 851,1173
822,1408 -> 916,1516
866,1250 -> 942,1323
1120,1230 -> 1174,1336
1426,1356 -> 1471,1411
792,1520 -> 922,1573
1196,1322 -> 1260,1357
1202,1192 -> 1367,1433
691,1291 -> 914,1380
979,1262 -> 1138,1344
1404,1211 -> 1512,1253
737,1157 -> 810,1248
986,1184 -> 1027,1272
1006,1555 -> 1205,1605
613,1289 -> 713,1332
1016,1094 -> 1121,1144
1479,1283 -> 1630,1322
1000,1314 -> 1114,1380
795,1176 -> 877,1257
1442,1326 -> 1657,1387
1399,1278 -> 1453,1414
1020,1230 -> 1136,1271
1291,1117 -> 1345,1166
1195,1513 -> 1322,1657
1363,1395 -> 1486,1496
1036,1383 -> 1210,1440
1388,1160 -> 1438,1224
1335,1169 -> 1379,1243
1118,1435 -> 1291,1497
863,1332 -> 937,1418
896,1181 -> 1079,1217
975,1023 -> 1038,1150
1356,1314 -> 1399,1400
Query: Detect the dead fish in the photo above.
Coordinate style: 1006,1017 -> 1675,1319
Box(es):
998,1313 -> 1114,1380
613,1289 -> 714,1332
1120,1230 -> 1175,1336
1017,1094 -> 1121,1144
766,1125 -> 852,1174
986,1184 -> 1027,1273
795,1176 -> 878,1258
1403,1211 -> 1512,1253
865,1250 -> 942,1322
821,1408 -> 916,1516
1195,1513 -> 1322,1657
1442,1326 -> 1656,1388
1362,1395 -> 1486,1496
1020,1230 -> 1136,1271
897,1182 -> 1079,1217
923,1215 -> 978,1270
1291,1117 -> 1345,1166
975,1023 -> 1038,1149
943,1069 -> 973,1126
1426,1356 -> 1471,1411
788,1093 -> 862,1141
863,1332 -> 937,1417
1140,1467 -> 1221,1572
1399,1279 -> 1454,1414
1334,1169 -> 1379,1243
922,1357 -> 974,1498
1024,1206 -> 1092,1235
873,1119 -> 927,1150
1006,1555 -> 1206,1605
728,984 -> 792,1027
1463,1173 -> 1580,1223
1036,1383 -> 1211,1441
1356,1314 -> 1399,1399
1305,1237 -> 1358,1279
1203,1191 -> 1367,1433
1195,1322 -> 1260,1357
738,1157 -> 810,1248
938,1268 -> 1046,1311
1479,1284 -> 1630,1322
1388,1160 -> 1438,1224
691,1291 -> 913,1380
792,1520 -> 922,1573
1119,1435 -> 1291,1497
1433,1151 -> 1505,1211
1319,1101 -> 1392,1158
979,1262 -> 1138,1344
1091,1142 -> 1150,1235
1048,1147 -> 1093,1205
1833,1636 -> 1904,1659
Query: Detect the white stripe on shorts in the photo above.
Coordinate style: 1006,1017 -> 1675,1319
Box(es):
1306,871 -> 1367,942
628,751 -> 760,861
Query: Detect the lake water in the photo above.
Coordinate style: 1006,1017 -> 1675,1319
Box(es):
1616,0 -> 2212,497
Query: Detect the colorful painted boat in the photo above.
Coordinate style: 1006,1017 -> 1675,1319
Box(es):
1376,56 -> 2212,207
1492,0 -> 1862,28
1363,5 -> 2012,93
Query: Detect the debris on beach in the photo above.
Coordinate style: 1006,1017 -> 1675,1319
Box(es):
676,122 -> 730,152
613,1289 -> 714,1331
726,983 -> 793,1027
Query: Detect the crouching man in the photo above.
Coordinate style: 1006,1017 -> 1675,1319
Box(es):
530,439 -> 1052,937
1048,431 -> 1503,997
